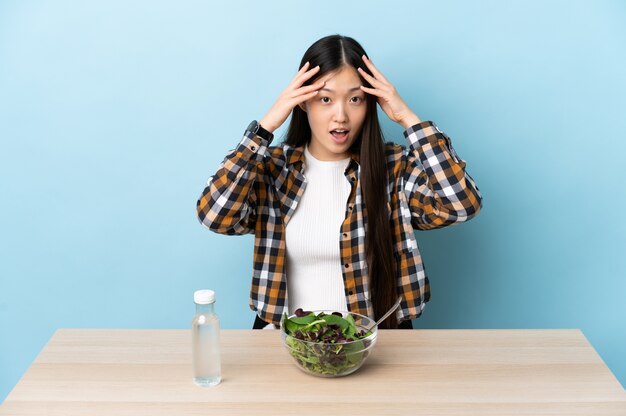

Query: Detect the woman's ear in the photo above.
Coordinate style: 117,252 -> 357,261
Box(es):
298,102 -> 307,113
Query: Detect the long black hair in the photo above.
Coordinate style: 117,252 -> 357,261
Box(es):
282,34 -> 399,329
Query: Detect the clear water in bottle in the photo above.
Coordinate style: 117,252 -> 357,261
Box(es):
192,290 -> 221,386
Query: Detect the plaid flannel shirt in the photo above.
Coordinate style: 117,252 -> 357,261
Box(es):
196,120 -> 482,325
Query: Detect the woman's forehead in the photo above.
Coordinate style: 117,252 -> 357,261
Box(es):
319,67 -> 363,93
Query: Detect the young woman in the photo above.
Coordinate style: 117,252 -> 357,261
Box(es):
196,34 -> 482,330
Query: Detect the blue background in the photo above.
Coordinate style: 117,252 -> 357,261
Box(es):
1,0 -> 625,402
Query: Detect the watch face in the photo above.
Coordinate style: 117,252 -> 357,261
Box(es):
247,120 -> 259,133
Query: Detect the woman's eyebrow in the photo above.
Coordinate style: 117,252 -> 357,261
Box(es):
321,86 -> 363,92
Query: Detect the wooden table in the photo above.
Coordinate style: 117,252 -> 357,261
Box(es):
1,329 -> 625,415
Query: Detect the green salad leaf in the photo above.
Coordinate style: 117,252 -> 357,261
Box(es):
282,308 -> 374,376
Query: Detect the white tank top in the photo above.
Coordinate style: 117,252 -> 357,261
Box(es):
284,143 -> 352,318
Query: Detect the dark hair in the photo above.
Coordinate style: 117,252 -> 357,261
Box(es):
281,34 -> 399,329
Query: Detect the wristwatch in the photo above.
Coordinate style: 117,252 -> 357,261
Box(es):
247,120 -> 273,142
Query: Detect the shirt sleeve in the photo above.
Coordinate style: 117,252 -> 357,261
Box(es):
195,124 -> 274,235
402,120 -> 482,230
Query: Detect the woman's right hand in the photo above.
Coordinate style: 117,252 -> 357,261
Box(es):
259,62 -> 326,133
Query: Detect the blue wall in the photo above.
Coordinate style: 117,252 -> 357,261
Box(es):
1,0 -> 625,402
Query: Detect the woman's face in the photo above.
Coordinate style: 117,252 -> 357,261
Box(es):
299,65 -> 367,161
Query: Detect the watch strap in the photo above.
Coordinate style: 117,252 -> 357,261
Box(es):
248,120 -> 273,142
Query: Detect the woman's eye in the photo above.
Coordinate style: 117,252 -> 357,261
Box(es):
320,96 -> 363,104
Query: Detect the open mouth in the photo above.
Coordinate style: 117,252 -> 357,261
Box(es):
330,129 -> 350,142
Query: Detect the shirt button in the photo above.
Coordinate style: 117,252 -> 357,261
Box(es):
344,264 -> 350,269
348,290 -> 354,295
350,176 -> 356,182
342,232 -> 348,238
251,145 -> 256,151
348,205 -> 353,211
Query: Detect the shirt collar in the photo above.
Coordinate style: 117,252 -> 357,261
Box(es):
285,144 -> 360,169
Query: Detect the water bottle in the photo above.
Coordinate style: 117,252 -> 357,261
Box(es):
192,289 -> 221,386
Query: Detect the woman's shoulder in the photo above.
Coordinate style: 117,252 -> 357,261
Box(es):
384,141 -> 407,162
264,141 -> 405,170
383,141 -> 411,179
262,142 -> 304,170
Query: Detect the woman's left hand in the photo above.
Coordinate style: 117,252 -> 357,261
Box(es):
358,55 -> 421,128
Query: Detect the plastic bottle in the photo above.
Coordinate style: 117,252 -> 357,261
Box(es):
192,289 -> 221,386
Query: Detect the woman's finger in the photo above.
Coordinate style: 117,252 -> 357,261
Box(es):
361,55 -> 390,84
358,66 -> 388,91
290,79 -> 325,98
289,64 -> 321,89
286,62 -> 310,86
360,85 -> 384,98
357,66 -> 377,84
290,88 -> 321,106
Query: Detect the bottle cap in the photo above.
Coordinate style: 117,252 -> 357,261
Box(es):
194,289 -> 215,304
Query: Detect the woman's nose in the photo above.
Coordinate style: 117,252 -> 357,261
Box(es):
333,104 -> 348,122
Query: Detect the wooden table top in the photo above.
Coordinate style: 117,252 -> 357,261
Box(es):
1,328 -> 625,415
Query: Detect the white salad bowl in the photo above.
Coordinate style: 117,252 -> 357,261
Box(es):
279,310 -> 378,378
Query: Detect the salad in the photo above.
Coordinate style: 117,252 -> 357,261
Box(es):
281,308 -> 375,376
